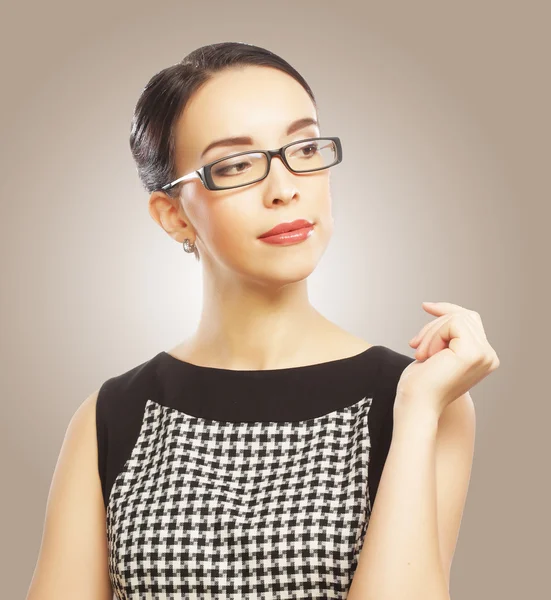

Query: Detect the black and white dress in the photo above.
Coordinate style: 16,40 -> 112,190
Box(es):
96,344 -> 414,599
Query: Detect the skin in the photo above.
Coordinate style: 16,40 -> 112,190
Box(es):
26,65 -> 376,600
26,67 -> 488,600
147,65 -> 373,370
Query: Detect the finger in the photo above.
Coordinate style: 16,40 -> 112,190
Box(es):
421,301 -> 467,317
463,313 -> 486,347
440,312 -> 479,359
461,316 -> 497,367
466,310 -> 488,342
411,301 -> 465,345
409,314 -> 447,346
426,324 -> 451,358
415,315 -> 454,360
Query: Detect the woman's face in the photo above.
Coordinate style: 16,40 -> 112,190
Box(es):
152,65 -> 335,286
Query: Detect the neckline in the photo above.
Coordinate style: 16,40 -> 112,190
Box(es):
159,344 -> 383,375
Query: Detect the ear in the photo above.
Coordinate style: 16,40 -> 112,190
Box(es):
148,190 -> 196,244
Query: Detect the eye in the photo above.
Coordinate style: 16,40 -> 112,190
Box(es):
212,159 -> 253,177
289,142 -> 320,159
303,144 -> 318,156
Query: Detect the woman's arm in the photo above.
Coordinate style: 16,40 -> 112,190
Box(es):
25,390 -> 113,600
347,401 -> 451,600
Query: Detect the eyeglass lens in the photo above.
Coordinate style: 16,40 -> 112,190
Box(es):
209,138 -> 338,189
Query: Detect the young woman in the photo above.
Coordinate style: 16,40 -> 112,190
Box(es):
27,42 -> 499,600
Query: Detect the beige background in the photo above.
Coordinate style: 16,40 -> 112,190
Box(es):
1,1 -> 548,598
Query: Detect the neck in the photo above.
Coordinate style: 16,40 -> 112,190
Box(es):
185,269 -> 333,371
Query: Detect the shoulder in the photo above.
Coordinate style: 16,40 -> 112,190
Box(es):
96,352 -> 163,418
95,351 -> 164,508
374,345 -> 416,391
333,328 -> 414,380
365,343 -> 416,450
365,344 -> 415,509
369,344 -> 415,428
26,388 -> 114,598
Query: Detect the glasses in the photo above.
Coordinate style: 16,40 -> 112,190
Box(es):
160,136 -> 343,192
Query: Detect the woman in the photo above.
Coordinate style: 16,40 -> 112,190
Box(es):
27,42 -> 499,599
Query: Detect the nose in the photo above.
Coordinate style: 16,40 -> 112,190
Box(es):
263,153 -> 300,206
267,150 -> 295,178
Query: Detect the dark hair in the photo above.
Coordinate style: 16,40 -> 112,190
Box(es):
129,41 -> 318,262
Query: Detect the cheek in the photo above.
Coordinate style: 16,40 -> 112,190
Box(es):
313,180 -> 334,232
196,199 -> 253,256
187,177 -> 335,263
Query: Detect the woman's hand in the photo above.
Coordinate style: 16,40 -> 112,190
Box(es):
396,301 -> 500,418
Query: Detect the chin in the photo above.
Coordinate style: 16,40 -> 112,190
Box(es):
220,225 -> 331,283
254,241 -> 329,285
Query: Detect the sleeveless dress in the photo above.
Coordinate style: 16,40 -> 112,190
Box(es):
96,344 -> 415,599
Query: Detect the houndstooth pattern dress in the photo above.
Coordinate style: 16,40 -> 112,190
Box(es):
96,345 -> 414,599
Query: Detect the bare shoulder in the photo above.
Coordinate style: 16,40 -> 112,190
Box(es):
67,388 -> 99,430
26,389 -> 113,600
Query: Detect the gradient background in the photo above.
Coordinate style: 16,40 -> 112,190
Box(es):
2,1 -> 548,598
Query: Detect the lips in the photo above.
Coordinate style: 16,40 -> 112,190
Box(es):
258,219 -> 314,239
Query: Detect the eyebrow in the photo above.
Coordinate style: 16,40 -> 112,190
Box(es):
199,117 -> 319,160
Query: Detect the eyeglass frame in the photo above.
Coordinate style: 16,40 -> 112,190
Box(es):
159,136 -> 343,192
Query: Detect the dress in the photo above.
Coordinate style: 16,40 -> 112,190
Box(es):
96,344 -> 415,599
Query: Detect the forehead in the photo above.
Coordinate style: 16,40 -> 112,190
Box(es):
174,66 -> 318,167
